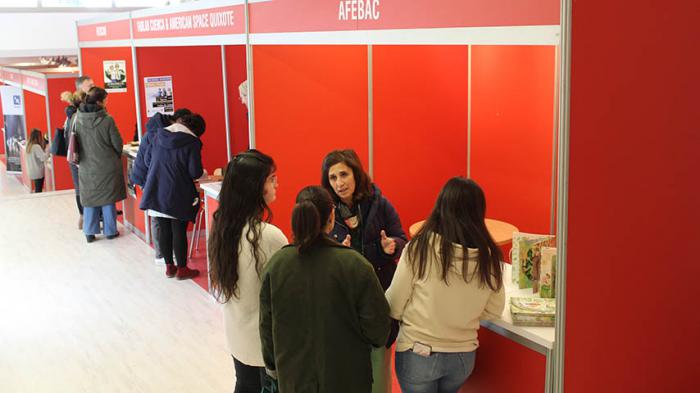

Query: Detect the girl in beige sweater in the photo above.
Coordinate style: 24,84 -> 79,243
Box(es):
386,177 -> 505,393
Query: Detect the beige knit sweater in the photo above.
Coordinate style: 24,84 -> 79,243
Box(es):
386,234 -> 505,353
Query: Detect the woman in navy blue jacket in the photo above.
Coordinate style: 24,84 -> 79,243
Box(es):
321,149 -> 407,393
139,113 -> 206,280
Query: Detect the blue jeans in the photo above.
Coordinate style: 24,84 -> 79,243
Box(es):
395,350 -> 476,393
83,204 -> 117,236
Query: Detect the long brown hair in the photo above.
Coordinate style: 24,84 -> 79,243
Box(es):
292,186 -> 338,254
208,150 -> 275,303
408,177 -> 503,291
26,129 -> 45,153
321,149 -> 373,203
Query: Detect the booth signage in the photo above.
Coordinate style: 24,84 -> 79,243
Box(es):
103,60 -> 127,93
3,70 -> 22,85
1,85 -> 27,173
132,5 -> 245,39
250,0 -> 559,33
21,74 -> 48,94
144,76 -> 174,118
78,19 -> 131,42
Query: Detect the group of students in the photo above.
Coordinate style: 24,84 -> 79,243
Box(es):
207,149 -> 506,393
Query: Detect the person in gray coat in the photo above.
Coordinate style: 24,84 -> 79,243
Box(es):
72,86 -> 126,243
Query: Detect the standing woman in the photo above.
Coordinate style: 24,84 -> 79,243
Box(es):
386,178 -> 505,393
25,129 -> 49,193
260,186 -> 390,393
208,150 -> 287,393
72,87 -> 125,243
139,112 -> 206,280
321,149 -> 408,393
61,90 -> 86,228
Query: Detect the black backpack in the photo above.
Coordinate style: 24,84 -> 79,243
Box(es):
51,127 -> 68,156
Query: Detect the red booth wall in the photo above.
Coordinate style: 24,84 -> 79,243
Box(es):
136,45 -> 229,174
80,47 -> 137,144
253,45 -> 369,236
372,45 -> 469,235
565,0 -> 699,392
23,90 -> 47,138
47,77 -> 77,191
225,45 -> 249,155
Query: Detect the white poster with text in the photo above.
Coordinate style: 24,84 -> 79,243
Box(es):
103,60 -> 127,93
144,76 -> 174,118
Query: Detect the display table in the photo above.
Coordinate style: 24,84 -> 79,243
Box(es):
409,218 -> 519,246
121,144 -> 146,241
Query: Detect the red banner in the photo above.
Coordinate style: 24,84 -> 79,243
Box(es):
250,0 -> 559,33
2,70 -> 22,85
21,74 -> 47,93
132,5 -> 245,39
78,19 -> 131,42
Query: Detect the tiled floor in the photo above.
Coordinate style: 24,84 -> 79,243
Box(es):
0,161 -> 233,393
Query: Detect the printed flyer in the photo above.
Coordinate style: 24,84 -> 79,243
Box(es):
103,60 -> 127,92
144,76 -> 174,117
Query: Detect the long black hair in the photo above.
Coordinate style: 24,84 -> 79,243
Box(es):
292,186 -> 338,254
208,149 -> 275,303
408,177 -> 503,290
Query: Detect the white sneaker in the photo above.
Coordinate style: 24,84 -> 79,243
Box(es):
154,257 -> 165,265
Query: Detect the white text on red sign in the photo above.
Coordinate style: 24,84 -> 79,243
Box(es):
136,10 -> 235,33
96,26 -> 107,37
338,0 -> 380,21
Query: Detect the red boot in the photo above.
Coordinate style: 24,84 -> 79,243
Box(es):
176,266 -> 200,280
165,264 -> 177,278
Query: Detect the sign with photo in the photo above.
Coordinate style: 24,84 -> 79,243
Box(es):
144,76 -> 174,118
1,85 -> 27,173
103,60 -> 127,92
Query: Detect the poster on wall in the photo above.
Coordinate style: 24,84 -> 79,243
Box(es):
144,76 -> 174,118
103,60 -> 127,92
1,85 -> 26,173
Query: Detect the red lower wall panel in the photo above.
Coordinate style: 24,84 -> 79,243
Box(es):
460,329 -> 546,392
470,46 -> 556,235
225,45 -> 249,155
137,46 -> 229,175
80,47 -> 137,144
373,45 -> 469,234
565,1 -> 700,392
253,45 -> 369,236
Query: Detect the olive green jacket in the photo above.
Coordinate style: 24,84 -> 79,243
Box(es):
260,242 -> 391,393
72,108 -> 126,207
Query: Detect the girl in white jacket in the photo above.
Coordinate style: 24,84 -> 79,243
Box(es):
25,129 -> 49,193
208,149 -> 287,393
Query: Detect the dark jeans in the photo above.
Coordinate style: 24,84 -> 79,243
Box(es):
33,178 -> 44,193
69,163 -> 83,214
232,356 -> 265,393
395,350 -> 476,393
154,217 -> 188,267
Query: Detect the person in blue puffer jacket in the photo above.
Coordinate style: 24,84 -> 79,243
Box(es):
139,113 -> 206,281
131,109 -> 191,265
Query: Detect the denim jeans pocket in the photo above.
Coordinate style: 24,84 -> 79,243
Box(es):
396,350 -> 439,385
458,351 -> 477,379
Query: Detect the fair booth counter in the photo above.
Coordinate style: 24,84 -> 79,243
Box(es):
0,67 -> 78,193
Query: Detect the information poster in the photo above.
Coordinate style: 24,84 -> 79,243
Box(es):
144,76 -> 174,118
103,60 -> 127,92
1,85 -> 26,173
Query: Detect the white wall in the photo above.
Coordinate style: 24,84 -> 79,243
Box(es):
0,12 -> 117,57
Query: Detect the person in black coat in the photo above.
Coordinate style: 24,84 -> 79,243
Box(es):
139,113 -> 206,280
130,109 -> 192,265
321,149 -> 407,393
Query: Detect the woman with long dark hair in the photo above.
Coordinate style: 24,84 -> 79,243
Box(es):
208,150 -> 287,393
25,128 -> 49,193
260,186 -> 391,393
321,149 -> 407,393
386,177 -> 505,393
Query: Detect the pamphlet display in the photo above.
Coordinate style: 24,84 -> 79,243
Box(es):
510,297 -> 556,327
539,247 -> 557,298
144,76 -> 174,118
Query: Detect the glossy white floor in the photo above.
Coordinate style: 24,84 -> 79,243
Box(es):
0,161 -> 233,393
